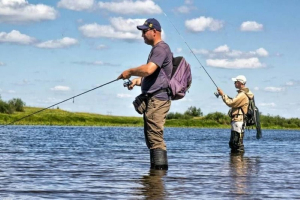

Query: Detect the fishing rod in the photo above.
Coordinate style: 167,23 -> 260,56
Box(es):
1,79 -> 120,127
163,12 -> 220,98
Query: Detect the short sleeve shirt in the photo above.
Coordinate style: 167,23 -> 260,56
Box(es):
141,41 -> 173,100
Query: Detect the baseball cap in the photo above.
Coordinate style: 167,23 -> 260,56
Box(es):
137,18 -> 161,32
232,75 -> 247,84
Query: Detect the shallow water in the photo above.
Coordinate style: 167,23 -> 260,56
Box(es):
0,126 -> 299,199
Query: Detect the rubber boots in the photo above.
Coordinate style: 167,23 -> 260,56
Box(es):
150,148 -> 168,170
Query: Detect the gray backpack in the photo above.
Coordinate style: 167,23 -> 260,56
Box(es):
162,56 -> 192,100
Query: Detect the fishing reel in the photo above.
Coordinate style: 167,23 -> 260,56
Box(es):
123,79 -> 132,87
214,92 -> 220,98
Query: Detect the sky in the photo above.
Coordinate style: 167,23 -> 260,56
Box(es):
0,0 -> 300,118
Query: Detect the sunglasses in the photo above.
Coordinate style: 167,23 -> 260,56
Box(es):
142,28 -> 154,34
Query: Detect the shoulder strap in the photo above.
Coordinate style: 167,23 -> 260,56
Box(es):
239,91 -> 250,115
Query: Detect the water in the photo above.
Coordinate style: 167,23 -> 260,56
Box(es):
0,126 -> 299,199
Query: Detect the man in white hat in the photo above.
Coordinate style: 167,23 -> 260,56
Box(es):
217,75 -> 254,153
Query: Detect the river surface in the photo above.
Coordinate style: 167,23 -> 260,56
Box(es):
0,126 -> 299,199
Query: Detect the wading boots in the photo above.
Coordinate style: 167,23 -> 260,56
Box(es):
150,148 -> 168,170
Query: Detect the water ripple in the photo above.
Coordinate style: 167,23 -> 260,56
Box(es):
0,126 -> 299,199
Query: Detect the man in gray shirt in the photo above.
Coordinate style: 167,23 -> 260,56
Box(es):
118,18 -> 173,170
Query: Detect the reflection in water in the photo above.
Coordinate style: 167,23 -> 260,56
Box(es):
1,127 -> 299,199
229,152 -> 260,197
139,169 -> 167,200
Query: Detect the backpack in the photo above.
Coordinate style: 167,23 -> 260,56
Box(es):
162,56 -> 192,100
242,94 -> 262,139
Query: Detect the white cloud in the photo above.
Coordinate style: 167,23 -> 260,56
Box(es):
286,81 -> 294,86
185,0 -> 194,5
79,17 -> 166,41
285,80 -> 300,87
57,0 -> 95,11
0,62 -> 5,66
185,16 -> 224,32
51,86 -> 70,91
206,57 -> 264,69
73,61 -> 118,66
259,102 -> 276,107
79,23 -> 140,40
36,37 -> 78,49
175,5 -> 196,14
192,49 -> 209,55
264,87 -> 285,92
0,0 -> 58,23
0,30 -> 36,44
175,0 -> 196,14
213,44 -> 229,53
251,48 -> 269,57
77,19 -> 84,24
226,50 -> 243,57
95,44 -> 108,50
176,48 -> 182,53
79,17 -> 145,40
176,6 -> 190,14
110,17 -> 143,32
194,45 -> 269,59
117,93 -> 133,98
254,87 -> 259,91
240,21 -> 263,31
98,0 -> 162,15
8,90 -> 16,94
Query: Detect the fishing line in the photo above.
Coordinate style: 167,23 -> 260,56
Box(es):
1,79 -> 119,127
163,12 -> 219,89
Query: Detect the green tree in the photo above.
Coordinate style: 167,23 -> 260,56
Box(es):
8,98 -> 26,112
0,99 -> 14,114
204,112 -> 230,124
184,106 -> 203,117
167,112 -> 192,119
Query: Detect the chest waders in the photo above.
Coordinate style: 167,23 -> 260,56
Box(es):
142,93 -> 169,170
229,131 -> 245,153
229,121 -> 245,153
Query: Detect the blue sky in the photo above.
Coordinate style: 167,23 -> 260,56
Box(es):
0,0 -> 299,118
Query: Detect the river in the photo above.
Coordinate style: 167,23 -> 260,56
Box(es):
0,126 -> 299,199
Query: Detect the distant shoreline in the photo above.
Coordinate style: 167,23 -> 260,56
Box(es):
0,107 -> 299,130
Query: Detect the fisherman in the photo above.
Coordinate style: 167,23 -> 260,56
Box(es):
118,18 -> 173,170
217,75 -> 254,153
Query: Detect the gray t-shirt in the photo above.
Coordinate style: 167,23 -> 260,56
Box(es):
141,41 -> 173,100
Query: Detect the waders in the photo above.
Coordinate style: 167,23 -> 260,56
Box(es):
150,149 -> 168,170
229,131 -> 245,153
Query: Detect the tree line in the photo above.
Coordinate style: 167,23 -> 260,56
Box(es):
0,101 -> 299,129
168,106 -> 300,129
0,96 -> 26,114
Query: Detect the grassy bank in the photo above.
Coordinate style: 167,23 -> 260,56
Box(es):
0,107 -> 299,130
0,107 -> 144,127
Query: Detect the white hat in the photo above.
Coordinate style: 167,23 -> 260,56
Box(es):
232,75 -> 247,84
